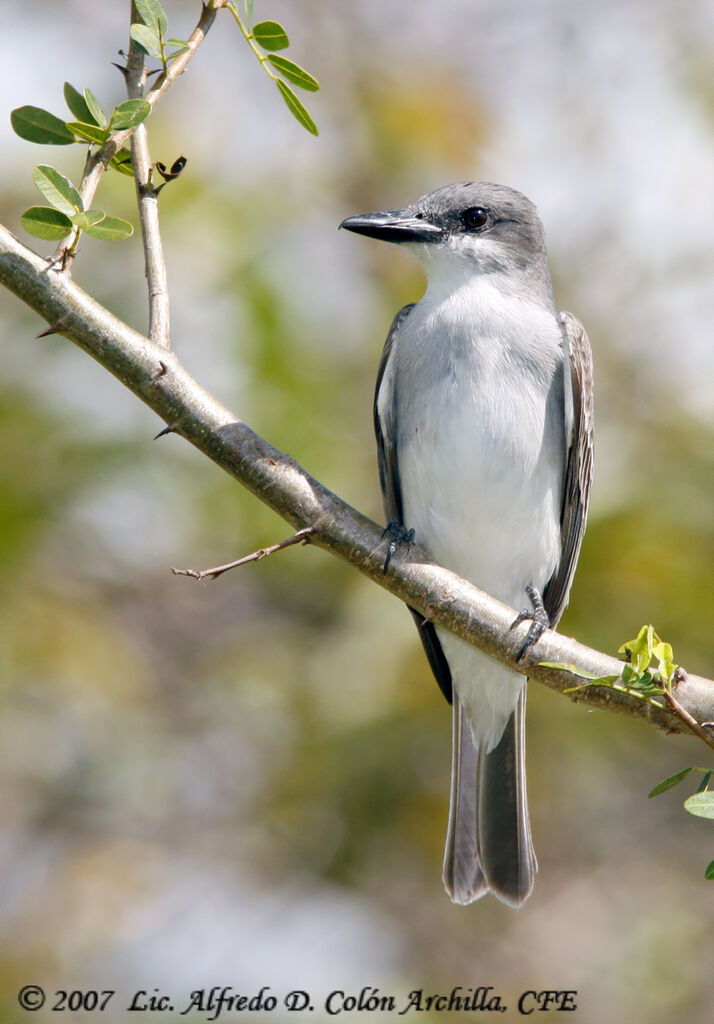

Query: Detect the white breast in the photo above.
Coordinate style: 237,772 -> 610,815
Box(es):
382,277 -> 568,748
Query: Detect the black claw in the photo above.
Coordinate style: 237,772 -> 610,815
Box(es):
381,519 -> 415,574
511,583 -> 550,661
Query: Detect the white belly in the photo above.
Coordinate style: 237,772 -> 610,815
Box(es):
390,285 -> 566,748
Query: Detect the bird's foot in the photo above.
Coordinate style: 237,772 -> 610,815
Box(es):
381,519 -> 415,574
510,584 -> 550,661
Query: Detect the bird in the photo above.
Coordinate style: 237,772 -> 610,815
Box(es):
340,182 -> 593,907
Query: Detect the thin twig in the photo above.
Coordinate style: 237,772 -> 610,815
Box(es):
663,674 -> 714,752
52,0 -> 229,270
172,528 -> 314,580
126,9 -> 171,349
145,0 -> 230,108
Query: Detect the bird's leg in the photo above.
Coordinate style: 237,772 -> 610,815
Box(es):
511,583 -> 550,661
381,519 -> 415,574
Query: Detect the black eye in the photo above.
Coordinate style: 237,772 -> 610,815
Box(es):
463,206 -> 489,230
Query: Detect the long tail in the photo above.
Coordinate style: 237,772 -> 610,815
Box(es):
442,689 -> 536,908
442,694 -> 487,904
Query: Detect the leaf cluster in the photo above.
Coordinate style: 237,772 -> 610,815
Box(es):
10,82 -> 149,243
22,164 -> 133,242
10,0 -> 319,248
12,83 -> 151,171
544,624 -> 678,703
129,0 -> 189,70
617,624 -> 678,695
227,1 -> 320,135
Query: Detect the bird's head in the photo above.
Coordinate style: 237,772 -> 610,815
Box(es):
341,182 -> 549,290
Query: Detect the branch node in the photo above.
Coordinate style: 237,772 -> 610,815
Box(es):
151,361 -> 170,383
663,685 -> 714,752
47,247 -> 75,274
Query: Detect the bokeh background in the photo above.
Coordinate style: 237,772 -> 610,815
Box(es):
1,1 -> 713,1021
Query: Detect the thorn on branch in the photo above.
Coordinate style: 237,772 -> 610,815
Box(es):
171,527 -> 315,582
36,318 -> 68,338
154,423 -> 178,439
112,59 -> 129,79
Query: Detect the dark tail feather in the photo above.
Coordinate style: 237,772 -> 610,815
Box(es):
477,688 -> 536,907
442,694 -> 488,904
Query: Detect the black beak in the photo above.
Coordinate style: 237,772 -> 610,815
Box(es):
340,209 -> 442,244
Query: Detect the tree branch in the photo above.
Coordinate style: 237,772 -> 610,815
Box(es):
126,12 -> 171,349
53,0 -> 229,269
1,221 -> 712,740
664,678 -> 714,752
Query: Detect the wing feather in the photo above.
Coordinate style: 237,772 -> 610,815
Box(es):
374,303 -> 453,704
543,311 -> 594,626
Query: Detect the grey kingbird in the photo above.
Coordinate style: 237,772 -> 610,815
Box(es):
341,182 -> 593,907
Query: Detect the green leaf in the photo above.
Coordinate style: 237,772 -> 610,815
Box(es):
130,23 -> 163,59
32,165 -> 83,216
705,860 -> 714,880
275,80 -> 318,135
539,661 -> 621,694
109,149 -> 135,176
67,121 -> 109,146
165,37 -> 189,55
135,0 -> 168,34
540,661 -> 620,684
71,210 -> 106,231
539,661 -> 590,674
696,771 -> 713,793
648,767 -> 694,798
63,83 -> 98,125
253,20 -> 290,50
621,663 -> 638,685
619,625 -> 655,675
652,640 -> 677,685
246,0 -> 254,28
20,206 -> 73,240
82,213 -> 134,241
83,88 -> 107,128
267,55 -> 319,91
684,791 -> 714,820
11,106 -> 75,145
109,99 -> 151,130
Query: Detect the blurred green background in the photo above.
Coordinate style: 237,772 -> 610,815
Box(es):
1,2 -> 713,1022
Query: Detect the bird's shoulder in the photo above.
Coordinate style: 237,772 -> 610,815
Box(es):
374,302 -> 415,411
